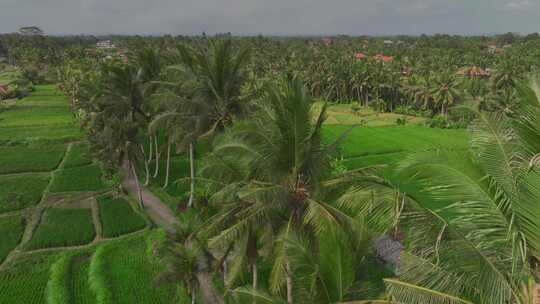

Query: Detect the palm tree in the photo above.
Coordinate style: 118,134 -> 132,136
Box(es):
157,211 -> 225,304
347,76 -> 540,304
174,38 -> 251,207
200,78 -> 374,303
89,63 -> 151,207
428,72 -> 460,116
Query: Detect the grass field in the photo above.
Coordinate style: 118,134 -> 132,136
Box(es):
0,253 -> 59,304
0,85 -> 83,144
26,208 -> 95,250
0,215 -> 24,263
0,175 -> 49,213
323,125 -> 468,158
98,196 -> 147,238
0,144 -> 66,174
315,102 -> 427,126
63,142 -> 93,169
71,256 -> 95,304
50,164 -> 108,193
90,236 -> 178,304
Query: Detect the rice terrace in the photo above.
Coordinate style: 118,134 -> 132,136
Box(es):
1,3 -> 540,304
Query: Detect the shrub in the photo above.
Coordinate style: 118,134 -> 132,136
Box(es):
425,114 -> 450,129
395,117 -> 408,125
88,245 -> 114,304
46,253 -> 73,304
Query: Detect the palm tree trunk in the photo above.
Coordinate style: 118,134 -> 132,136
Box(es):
252,263 -> 258,289
286,262 -> 293,304
196,272 -> 224,304
163,142 -> 171,188
130,160 -> 144,209
153,136 -> 160,178
140,145 -> 150,186
147,135 -> 154,163
191,291 -> 196,304
188,142 -> 195,208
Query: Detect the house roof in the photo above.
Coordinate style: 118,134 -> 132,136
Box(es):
0,84 -> 8,94
457,66 -> 490,77
375,235 -> 404,265
374,54 -> 394,62
355,52 -> 367,60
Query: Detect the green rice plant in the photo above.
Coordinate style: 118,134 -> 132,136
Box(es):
46,253 -> 73,304
322,125 -> 469,158
49,164 -> 108,193
26,208 -> 95,250
98,235 -> 178,304
98,196 -> 147,238
0,214 -> 24,263
0,125 -> 83,144
0,144 -> 66,174
88,245 -> 114,304
63,143 -> 93,169
0,175 -> 49,213
71,256 -> 95,304
0,252 -> 59,304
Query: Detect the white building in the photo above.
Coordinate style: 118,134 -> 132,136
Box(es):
96,40 -> 116,49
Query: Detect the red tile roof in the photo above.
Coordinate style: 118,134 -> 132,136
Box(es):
0,85 -> 8,95
374,54 -> 394,62
355,52 -> 367,60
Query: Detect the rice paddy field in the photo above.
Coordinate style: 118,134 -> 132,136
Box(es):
0,86 -> 178,303
0,85 -> 470,303
98,195 -> 147,238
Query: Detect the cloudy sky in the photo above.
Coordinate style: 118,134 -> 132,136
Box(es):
1,0 -> 539,35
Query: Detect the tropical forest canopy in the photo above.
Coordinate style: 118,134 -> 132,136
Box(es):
0,32 -> 539,304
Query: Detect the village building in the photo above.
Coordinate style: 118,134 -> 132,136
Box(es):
457,66 -> 491,78
18,26 -> 44,36
355,52 -> 367,60
0,84 -> 8,95
401,66 -> 412,76
487,45 -> 504,54
383,40 -> 394,45
96,40 -> 116,49
374,54 -> 394,63
322,37 -> 333,46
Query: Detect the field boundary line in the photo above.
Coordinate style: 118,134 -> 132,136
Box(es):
0,143 -> 73,271
90,197 -> 103,241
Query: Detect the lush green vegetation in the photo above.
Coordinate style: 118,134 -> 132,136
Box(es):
62,142 -> 93,169
0,253 -> 58,304
98,196 -> 147,238
26,208 -> 95,250
0,175 -> 49,213
0,215 -> 24,263
1,33 -> 540,304
89,237 -> 178,304
0,144 -> 65,174
49,164 -> 108,193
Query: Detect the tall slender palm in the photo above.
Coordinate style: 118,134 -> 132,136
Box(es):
175,38 -> 251,207
200,78 -> 373,303
90,63 -> 150,207
428,72 -> 460,115
346,76 -> 540,304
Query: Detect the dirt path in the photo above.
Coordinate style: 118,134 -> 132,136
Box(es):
121,165 -> 179,232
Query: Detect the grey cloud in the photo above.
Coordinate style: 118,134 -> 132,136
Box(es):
0,0 -> 539,35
